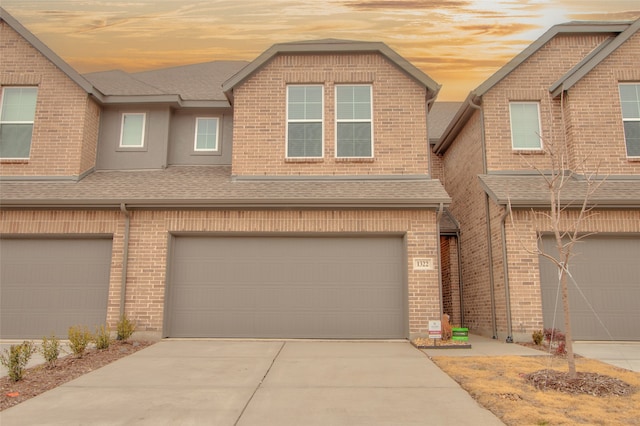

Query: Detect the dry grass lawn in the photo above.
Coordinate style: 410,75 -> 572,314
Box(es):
430,355 -> 640,425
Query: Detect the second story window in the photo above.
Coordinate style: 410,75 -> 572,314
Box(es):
287,85 -> 323,158
619,83 -> 640,158
0,86 -> 38,159
509,102 -> 542,150
336,85 -> 373,157
194,117 -> 219,152
119,113 -> 146,148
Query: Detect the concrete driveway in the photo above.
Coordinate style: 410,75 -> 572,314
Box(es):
1,340 -> 504,426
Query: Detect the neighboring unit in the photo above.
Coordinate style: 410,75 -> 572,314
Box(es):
434,19 -> 640,341
0,8 -> 449,340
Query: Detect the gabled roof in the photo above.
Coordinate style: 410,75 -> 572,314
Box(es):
550,18 -> 640,97
84,61 -> 248,107
222,39 -> 440,100
434,19 -> 639,154
0,7 -> 100,98
0,166 -> 451,209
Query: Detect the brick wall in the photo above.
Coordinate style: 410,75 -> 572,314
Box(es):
504,208 -> 640,341
1,208 -> 440,339
0,23 -> 96,177
441,110 -> 498,335
231,53 -> 429,176
483,34 -> 613,172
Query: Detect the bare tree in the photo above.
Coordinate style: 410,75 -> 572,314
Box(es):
510,136 -> 604,378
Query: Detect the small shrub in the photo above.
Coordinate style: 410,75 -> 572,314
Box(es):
41,334 -> 61,368
68,325 -> 93,357
532,330 -> 544,346
94,324 -> 112,350
0,341 -> 35,382
116,315 -> 136,341
543,328 -> 566,345
555,340 -> 567,356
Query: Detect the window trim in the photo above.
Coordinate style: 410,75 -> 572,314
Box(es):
118,112 -> 146,149
0,86 -> 38,160
193,116 -> 220,153
285,84 -> 324,159
619,83 -> 640,159
335,84 -> 374,158
509,101 -> 543,151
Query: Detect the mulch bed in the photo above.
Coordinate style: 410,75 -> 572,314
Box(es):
1,340 -> 153,411
523,369 -> 633,397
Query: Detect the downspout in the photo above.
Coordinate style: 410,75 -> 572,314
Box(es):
119,203 -> 131,318
500,208 -> 514,343
469,96 -> 498,339
456,228 -> 465,326
436,202 -> 445,318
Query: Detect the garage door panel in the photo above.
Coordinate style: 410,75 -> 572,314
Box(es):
539,236 -> 640,341
0,238 -> 112,339
167,236 -> 404,338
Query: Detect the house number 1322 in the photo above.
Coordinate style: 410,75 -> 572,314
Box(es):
413,258 -> 434,271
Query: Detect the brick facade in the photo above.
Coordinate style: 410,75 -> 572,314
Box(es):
0,23 -> 98,178
231,53 -> 429,177
0,209 -> 440,339
439,27 -> 640,341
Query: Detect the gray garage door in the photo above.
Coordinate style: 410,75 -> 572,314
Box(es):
166,236 -> 405,338
539,235 -> 640,341
0,238 -> 112,339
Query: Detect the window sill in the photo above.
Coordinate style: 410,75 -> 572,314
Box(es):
512,149 -> 544,155
626,157 -> 640,162
335,157 -> 375,163
0,159 -> 29,164
285,158 -> 324,163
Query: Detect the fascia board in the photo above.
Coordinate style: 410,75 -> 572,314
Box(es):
222,40 -> 440,96
550,18 -> 640,98
433,93 -> 478,154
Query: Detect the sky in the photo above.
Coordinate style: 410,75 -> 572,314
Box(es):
3,1 -> 639,100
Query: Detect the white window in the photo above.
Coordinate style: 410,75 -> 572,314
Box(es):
119,113 -> 146,148
336,85 -> 373,157
286,85 -> 323,158
0,87 -> 38,159
509,102 -> 542,150
619,83 -> 640,158
194,117 -> 219,151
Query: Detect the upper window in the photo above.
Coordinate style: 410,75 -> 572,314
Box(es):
336,85 -> 373,157
619,83 -> 640,158
194,117 -> 219,152
287,85 -> 323,158
119,113 -> 146,148
0,87 -> 38,159
509,102 -> 542,150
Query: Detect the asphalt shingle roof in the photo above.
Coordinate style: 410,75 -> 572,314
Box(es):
85,61 -> 249,101
0,166 -> 450,208
479,174 -> 640,207
428,102 -> 463,143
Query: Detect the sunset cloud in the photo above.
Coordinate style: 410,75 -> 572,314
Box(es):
2,0 -> 638,100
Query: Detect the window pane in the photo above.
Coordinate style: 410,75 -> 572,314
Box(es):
336,86 -> 371,120
620,85 -> 640,119
288,86 -> 322,120
1,87 -> 38,122
337,122 -> 372,157
121,114 -> 144,147
195,118 -> 218,150
510,103 -> 541,149
624,121 -> 640,157
0,124 -> 33,158
288,122 -> 321,157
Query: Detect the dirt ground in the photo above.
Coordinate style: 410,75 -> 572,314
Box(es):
430,354 -> 640,425
1,341 -> 152,411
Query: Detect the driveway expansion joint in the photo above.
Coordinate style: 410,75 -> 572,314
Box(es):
233,340 -> 285,426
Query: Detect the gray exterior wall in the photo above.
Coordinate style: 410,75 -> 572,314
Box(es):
96,105 -> 171,170
168,108 -> 233,165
